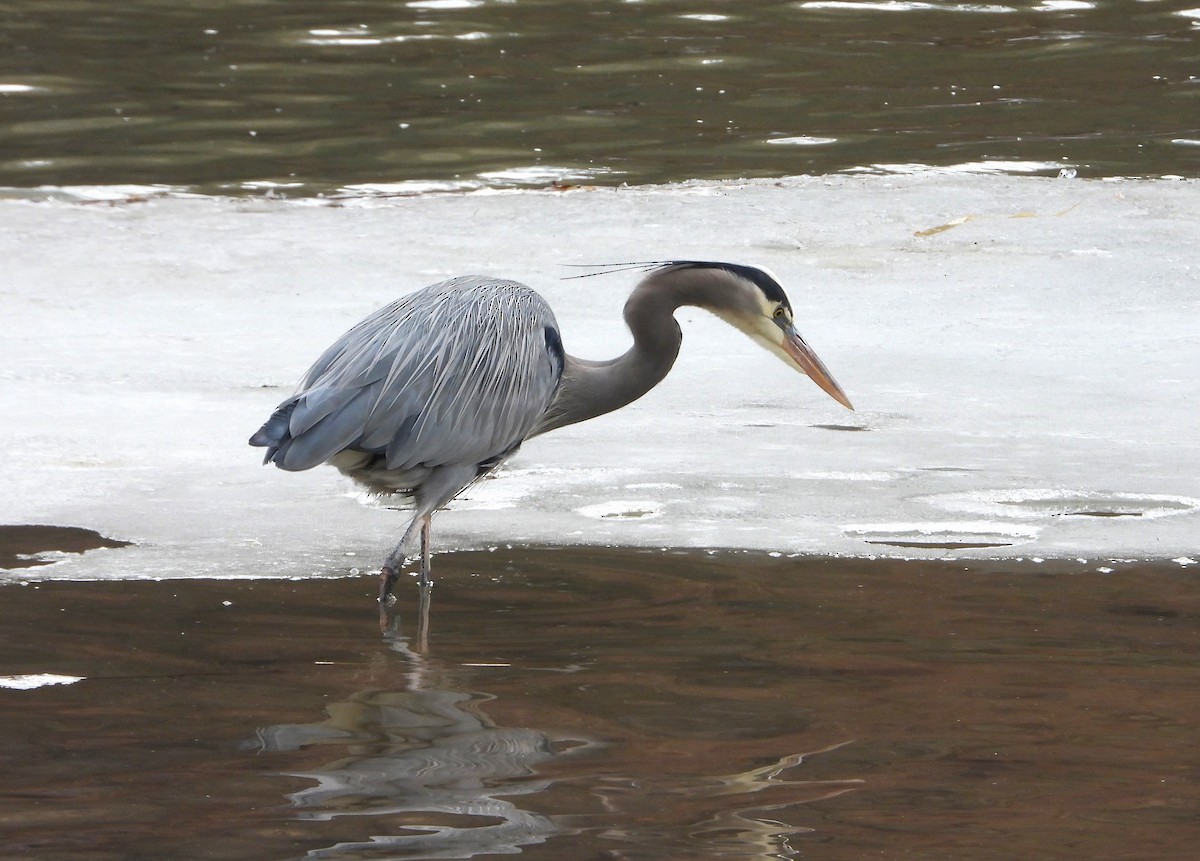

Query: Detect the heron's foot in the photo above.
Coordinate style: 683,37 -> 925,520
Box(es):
378,598 -> 399,637
378,567 -> 400,606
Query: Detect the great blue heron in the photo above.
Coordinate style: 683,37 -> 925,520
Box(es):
250,261 -> 852,605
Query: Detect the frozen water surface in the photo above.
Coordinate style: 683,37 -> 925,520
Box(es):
2,173 -> 1198,581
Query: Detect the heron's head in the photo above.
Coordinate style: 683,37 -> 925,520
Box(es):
656,261 -> 853,410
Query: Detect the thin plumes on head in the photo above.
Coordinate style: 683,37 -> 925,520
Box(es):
562,260 -> 791,311
560,261 -> 674,280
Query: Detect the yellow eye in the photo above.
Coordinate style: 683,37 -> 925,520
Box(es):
772,307 -> 786,320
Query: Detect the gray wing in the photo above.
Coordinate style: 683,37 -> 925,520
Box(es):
251,276 -> 565,472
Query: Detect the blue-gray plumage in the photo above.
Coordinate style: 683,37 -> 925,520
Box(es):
250,261 -> 851,605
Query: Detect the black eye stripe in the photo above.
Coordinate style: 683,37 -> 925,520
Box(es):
721,263 -> 790,310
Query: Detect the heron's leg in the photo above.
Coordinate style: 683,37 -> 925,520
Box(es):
377,569 -> 399,607
418,514 -> 433,588
378,514 -> 424,605
416,577 -> 432,653
379,516 -> 434,643
378,462 -> 473,607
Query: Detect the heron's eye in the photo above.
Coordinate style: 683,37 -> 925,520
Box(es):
772,307 -> 787,320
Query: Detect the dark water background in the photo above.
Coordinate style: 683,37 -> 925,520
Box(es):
4,549 -> 1199,860
2,0 -> 1198,195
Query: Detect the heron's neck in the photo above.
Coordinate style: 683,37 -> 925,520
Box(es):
533,277 -> 690,435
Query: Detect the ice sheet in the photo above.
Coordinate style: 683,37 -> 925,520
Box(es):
2,173 -> 1198,580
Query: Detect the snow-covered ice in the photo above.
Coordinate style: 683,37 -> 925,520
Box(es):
2,173 -> 1197,580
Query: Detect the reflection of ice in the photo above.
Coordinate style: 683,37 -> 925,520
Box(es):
253,652 -> 594,859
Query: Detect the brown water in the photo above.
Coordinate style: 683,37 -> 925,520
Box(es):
3,548 -> 1198,860
2,0 -> 1198,195
0,524 -> 131,570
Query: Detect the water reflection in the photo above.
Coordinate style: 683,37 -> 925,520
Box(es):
252,598 -> 862,860
253,632 -> 589,859
592,743 -> 863,858
14,555 -> 1197,859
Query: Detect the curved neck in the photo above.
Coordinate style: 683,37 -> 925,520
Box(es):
533,274 -> 699,435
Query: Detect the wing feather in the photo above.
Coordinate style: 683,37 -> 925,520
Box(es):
254,276 -> 563,475
280,387 -> 376,470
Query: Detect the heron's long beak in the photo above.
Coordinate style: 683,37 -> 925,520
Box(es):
783,327 -> 854,410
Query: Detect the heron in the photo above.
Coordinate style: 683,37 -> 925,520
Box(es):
250,261 -> 852,606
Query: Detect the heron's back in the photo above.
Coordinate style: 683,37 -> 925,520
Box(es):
251,276 -> 565,499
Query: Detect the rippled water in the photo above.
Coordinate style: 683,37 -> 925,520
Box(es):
4,548 -> 1198,859
2,0 -> 1198,195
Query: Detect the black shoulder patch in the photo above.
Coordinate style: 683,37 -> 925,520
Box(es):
544,324 -> 565,377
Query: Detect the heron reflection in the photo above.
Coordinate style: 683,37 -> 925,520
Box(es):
252,632 -> 595,859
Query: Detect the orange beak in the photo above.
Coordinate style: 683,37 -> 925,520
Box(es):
783,326 -> 854,410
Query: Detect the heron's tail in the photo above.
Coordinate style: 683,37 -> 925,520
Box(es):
249,400 -> 298,466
